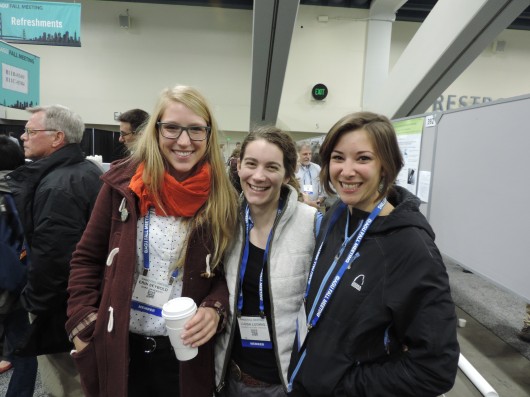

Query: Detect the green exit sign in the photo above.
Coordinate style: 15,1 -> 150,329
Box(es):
312,83 -> 328,101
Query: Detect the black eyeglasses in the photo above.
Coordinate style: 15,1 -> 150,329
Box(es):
157,122 -> 210,141
24,128 -> 58,136
119,130 -> 134,137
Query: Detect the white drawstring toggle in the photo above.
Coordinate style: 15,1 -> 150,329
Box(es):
106,247 -> 119,267
201,254 -> 212,278
119,197 -> 128,222
107,306 -> 114,332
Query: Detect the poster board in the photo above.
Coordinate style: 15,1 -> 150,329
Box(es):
391,114 -> 439,216
427,94 -> 530,302
392,117 -> 423,195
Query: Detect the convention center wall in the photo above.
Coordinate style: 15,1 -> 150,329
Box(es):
4,1 -> 530,138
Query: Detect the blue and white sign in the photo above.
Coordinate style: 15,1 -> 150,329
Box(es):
0,40 -> 39,109
0,1 -> 81,47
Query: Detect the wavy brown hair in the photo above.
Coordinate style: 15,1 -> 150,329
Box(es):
240,126 -> 301,195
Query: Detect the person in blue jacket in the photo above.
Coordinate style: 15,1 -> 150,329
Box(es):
0,135 -> 37,397
288,111 -> 459,397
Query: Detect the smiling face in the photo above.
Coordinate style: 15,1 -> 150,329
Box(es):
329,128 -> 383,212
238,139 -> 288,212
158,101 -> 208,181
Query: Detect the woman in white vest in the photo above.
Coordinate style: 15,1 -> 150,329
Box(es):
215,126 -> 318,396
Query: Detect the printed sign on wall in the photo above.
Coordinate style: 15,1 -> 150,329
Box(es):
0,1 -> 81,47
0,40 -> 40,109
393,117 -> 424,195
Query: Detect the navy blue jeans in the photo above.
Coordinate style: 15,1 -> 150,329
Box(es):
4,308 -> 37,397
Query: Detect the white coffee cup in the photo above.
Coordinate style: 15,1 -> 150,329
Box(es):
458,318 -> 467,328
162,297 -> 198,361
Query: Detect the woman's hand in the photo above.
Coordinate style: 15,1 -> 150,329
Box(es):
180,307 -> 220,348
73,336 -> 89,354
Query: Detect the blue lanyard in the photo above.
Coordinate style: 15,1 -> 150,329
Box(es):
305,198 -> 386,329
304,202 -> 347,298
302,165 -> 312,185
142,208 -> 179,282
288,198 -> 386,392
237,201 -> 283,317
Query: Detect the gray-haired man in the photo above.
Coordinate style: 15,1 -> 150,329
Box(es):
7,105 -> 102,397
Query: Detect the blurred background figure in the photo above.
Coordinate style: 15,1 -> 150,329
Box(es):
118,108 -> 150,153
0,132 -> 20,147
295,142 -> 326,209
227,147 -> 242,194
0,135 -> 38,397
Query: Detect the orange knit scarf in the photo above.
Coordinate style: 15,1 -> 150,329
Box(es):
129,162 -> 211,217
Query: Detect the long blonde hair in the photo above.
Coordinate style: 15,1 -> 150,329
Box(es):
131,85 -> 238,269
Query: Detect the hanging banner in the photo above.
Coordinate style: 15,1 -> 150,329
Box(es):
0,1 -> 81,47
393,117 -> 424,195
0,40 -> 40,109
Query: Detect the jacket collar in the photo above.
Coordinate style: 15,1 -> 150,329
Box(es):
8,144 -> 86,185
101,158 -> 138,196
238,184 -> 299,232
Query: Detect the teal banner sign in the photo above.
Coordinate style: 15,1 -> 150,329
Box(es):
0,40 -> 40,109
0,1 -> 81,47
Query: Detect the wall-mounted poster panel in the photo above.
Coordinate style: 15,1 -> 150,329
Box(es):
427,94 -> 530,301
0,1 -> 81,47
0,40 -> 39,109
392,117 -> 423,195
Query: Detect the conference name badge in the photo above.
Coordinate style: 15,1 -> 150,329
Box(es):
303,184 -> 314,194
131,275 -> 173,317
237,316 -> 272,349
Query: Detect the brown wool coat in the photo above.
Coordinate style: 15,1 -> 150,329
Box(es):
66,160 -> 228,397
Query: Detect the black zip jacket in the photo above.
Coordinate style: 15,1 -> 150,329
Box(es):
6,144 -> 103,315
288,186 -> 459,397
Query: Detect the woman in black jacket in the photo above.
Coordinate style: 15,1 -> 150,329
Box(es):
288,112 -> 459,397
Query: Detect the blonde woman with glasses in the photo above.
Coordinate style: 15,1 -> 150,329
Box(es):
66,85 -> 237,397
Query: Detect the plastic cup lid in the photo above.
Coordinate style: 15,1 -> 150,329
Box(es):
162,297 -> 197,320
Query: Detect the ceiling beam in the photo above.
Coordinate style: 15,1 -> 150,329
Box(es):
249,0 -> 299,128
372,0 -> 530,118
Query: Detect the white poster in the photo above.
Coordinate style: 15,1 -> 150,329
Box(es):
393,117 -> 424,195
417,171 -> 431,202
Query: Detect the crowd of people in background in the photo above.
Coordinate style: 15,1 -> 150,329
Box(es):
0,84 -> 474,397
